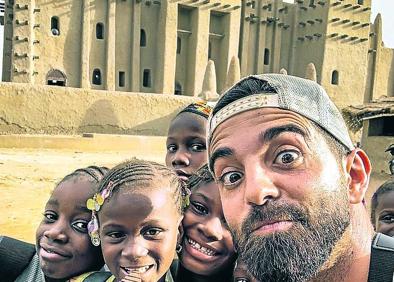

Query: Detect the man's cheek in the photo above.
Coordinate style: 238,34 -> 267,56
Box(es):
223,202 -> 242,230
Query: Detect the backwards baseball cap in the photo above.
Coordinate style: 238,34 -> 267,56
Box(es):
208,74 -> 354,151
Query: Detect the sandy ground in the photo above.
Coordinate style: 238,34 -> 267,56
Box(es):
0,147 -> 390,244
0,148 -> 165,243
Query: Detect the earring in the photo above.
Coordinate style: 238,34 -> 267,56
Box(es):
176,243 -> 182,254
91,235 -> 101,247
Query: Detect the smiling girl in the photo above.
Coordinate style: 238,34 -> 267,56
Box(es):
176,164 -> 235,282
165,102 -> 212,182
7,166 -> 109,282
87,160 -> 186,282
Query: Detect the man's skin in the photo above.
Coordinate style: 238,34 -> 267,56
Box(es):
209,108 -> 372,282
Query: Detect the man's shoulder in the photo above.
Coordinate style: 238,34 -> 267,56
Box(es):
368,233 -> 394,282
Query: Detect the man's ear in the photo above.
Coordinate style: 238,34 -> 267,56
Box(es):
345,148 -> 371,204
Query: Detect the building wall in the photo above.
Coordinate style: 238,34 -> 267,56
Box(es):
9,0 -> 34,83
239,0 -> 290,76
291,0 -> 328,81
374,47 -> 394,98
35,0 -> 83,88
89,0 -> 107,90
1,0 -> 393,105
278,3 -> 296,73
0,82 -> 197,135
367,14 -> 394,100
361,119 -> 393,174
140,2 -> 160,93
2,0 -> 240,96
2,0 -> 13,81
321,0 -> 371,108
175,5 -> 195,96
115,0 -> 133,91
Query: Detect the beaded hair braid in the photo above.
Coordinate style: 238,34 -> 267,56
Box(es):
87,159 -> 189,246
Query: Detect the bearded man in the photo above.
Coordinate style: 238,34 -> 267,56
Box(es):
207,74 -> 394,282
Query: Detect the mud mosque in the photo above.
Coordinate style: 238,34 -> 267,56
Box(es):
0,0 -> 394,172
1,0 -> 393,104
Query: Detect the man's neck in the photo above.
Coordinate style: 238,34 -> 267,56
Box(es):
312,204 -> 373,282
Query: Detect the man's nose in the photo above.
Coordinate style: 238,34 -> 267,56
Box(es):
244,164 -> 279,206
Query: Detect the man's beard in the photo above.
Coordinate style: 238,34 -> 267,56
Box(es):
232,189 -> 350,282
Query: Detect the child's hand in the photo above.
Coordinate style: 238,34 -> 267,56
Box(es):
121,272 -> 142,282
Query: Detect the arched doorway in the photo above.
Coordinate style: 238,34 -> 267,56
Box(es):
47,69 -> 67,86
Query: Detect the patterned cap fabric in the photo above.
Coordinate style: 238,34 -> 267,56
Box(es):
208,74 -> 354,151
178,101 -> 213,119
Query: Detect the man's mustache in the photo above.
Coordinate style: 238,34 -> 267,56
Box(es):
240,202 -> 310,237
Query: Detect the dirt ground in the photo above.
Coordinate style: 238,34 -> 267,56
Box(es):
0,147 -> 165,243
0,146 -> 390,244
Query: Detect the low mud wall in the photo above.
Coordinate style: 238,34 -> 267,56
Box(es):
0,83 -> 198,135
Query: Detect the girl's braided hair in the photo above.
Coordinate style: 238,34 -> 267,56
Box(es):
58,165 -> 109,188
97,159 -> 186,214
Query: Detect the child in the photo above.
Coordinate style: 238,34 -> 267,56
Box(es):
370,178 -> 394,237
233,259 -> 258,282
87,160 -> 186,282
165,102 -> 212,181
176,164 -> 235,282
5,166 -> 110,282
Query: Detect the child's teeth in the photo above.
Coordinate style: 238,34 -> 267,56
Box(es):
187,237 -> 217,256
125,265 -> 151,274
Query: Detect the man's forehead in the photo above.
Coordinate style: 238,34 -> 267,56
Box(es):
209,107 -> 313,149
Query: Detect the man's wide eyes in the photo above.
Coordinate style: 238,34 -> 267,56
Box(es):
219,171 -> 243,187
274,150 -> 300,165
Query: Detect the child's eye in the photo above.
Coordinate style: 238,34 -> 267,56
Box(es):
235,278 -> 249,282
43,211 -> 57,222
167,144 -> 177,153
72,220 -> 88,233
190,143 -> 206,152
107,231 -> 126,240
191,201 -> 208,215
380,214 -> 394,222
142,227 -> 164,239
